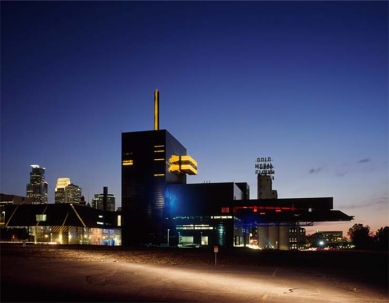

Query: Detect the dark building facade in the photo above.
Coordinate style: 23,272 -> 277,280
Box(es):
92,193 -> 116,212
165,182 -> 247,247
121,130 -> 189,245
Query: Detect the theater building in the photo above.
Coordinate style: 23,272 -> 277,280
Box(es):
121,90 -> 354,249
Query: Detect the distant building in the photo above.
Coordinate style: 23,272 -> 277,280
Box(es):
289,226 -> 306,250
26,165 -> 48,204
257,175 -> 278,199
65,184 -> 82,204
92,193 -> 116,212
54,178 -> 82,205
0,194 -> 33,205
0,194 -> 33,229
307,230 -> 350,248
55,178 -> 71,204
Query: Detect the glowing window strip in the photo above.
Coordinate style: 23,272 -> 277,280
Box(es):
211,216 -> 232,219
154,150 -> 164,153
122,160 -> 133,166
154,158 -> 164,161
177,227 -> 213,230
154,145 -> 165,148
154,174 -> 165,177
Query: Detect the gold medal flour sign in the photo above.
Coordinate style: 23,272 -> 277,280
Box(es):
255,157 -> 275,179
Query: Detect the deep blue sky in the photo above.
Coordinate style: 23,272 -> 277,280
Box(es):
1,1 -> 388,236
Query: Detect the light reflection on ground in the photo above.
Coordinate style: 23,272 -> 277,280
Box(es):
1,245 -> 388,302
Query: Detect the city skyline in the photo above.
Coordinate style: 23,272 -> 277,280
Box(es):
1,1 -> 387,236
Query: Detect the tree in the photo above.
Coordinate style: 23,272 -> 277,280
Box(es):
347,223 -> 373,250
374,226 -> 389,251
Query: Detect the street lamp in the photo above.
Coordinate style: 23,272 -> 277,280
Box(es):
167,229 -> 170,246
2,211 -> 5,227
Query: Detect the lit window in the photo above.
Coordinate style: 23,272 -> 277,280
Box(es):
221,207 -> 229,213
36,214 -> 46,222
154,158 -> 164,161
154,174 -> 165,177
154,150 -> 164,153
122,160 -> 133,166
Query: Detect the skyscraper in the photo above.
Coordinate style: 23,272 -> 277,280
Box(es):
26,165 -> 48,204
92,193 -> 116,211
55,178 -> 82,204
55,178 -> 71,204
65,183 -> 82,204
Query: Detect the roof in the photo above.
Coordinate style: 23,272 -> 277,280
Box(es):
4,204 -> 120,228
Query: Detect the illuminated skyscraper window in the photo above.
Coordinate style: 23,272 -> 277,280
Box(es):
92,193 -> 116,211
26,165 -> 48,204
55,178 -> 82,205
65,183 -> 82,204
55,178 -> 70,204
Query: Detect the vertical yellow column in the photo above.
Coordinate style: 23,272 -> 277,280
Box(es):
154,89 -> 159,130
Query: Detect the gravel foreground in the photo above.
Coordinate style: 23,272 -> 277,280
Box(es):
1,243 -> 388,271
1,244 -> 388,302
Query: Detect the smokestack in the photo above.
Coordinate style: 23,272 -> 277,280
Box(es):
103,186 -> 108,212
154,89 -> 159,130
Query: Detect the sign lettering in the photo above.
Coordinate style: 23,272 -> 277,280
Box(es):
255,157 -> 275,179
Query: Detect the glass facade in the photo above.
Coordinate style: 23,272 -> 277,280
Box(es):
65,184 -> 82,204
26,165 -> 48,204
26,226 -> 121,245
1,204 -> 122,245
121,130 -> 186,246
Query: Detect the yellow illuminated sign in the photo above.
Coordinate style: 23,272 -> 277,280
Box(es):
168,155 -> 198,175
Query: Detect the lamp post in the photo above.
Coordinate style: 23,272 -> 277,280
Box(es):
1,211 -> 5,228
167,229 -> 170,246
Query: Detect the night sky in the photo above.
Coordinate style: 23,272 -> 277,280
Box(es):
1,1 -> 387,236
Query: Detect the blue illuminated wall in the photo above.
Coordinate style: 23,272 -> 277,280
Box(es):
165,183 -> 243,217
164,182 -> 248,247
